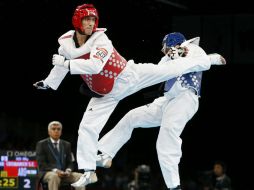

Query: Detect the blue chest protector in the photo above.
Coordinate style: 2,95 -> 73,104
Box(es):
164,71 -> 203,96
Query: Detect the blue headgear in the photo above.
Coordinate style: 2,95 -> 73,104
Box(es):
162,32 -> 186,48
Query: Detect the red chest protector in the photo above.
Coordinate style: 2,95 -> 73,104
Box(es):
79,48 -> 127,95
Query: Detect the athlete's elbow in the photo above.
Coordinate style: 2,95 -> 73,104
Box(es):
198,56 -> 211,71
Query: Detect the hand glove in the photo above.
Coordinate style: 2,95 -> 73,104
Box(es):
178,46 -> 188,57
52,54 -> 70,69
208,53 -> 226,65
167,47 -> 187,60
33,80 -> 50,90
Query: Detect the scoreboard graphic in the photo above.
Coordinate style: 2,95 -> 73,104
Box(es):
0,150 -> 38,189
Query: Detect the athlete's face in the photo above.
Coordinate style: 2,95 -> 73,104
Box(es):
162,45 -> 180,55
81,16 -> 96,35
162,44 -> 188,58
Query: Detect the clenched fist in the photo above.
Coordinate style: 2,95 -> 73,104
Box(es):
33,80 -> 50,90
52,54 -> 70,69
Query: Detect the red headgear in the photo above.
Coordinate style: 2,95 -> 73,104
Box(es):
72,4 -> 99,33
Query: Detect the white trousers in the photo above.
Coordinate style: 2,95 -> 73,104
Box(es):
98,89 -> 199,188
77,55 -> 210,171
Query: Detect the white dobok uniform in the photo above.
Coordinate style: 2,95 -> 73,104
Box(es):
42,28 -> 211,172
98,38 -> 204,188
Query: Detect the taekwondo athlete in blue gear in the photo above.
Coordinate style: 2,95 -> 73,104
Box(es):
163,32 -> 203,97
96,32 -> 226,190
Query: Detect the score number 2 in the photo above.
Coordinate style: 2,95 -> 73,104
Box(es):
23,178 -> 31,188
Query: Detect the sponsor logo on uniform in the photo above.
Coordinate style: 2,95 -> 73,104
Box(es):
93,47 -> 108,62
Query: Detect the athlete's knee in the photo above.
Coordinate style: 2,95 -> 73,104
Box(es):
161,121 -> 185,135
124,110 -> 140,126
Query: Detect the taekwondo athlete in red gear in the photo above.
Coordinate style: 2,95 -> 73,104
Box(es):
33,3 -> 225,188
96,33 -> 226,190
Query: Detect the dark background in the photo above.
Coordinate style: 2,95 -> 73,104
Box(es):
0,0 -> 253,189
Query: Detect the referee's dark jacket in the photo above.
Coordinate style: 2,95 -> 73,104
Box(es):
36,138 -> 74,180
